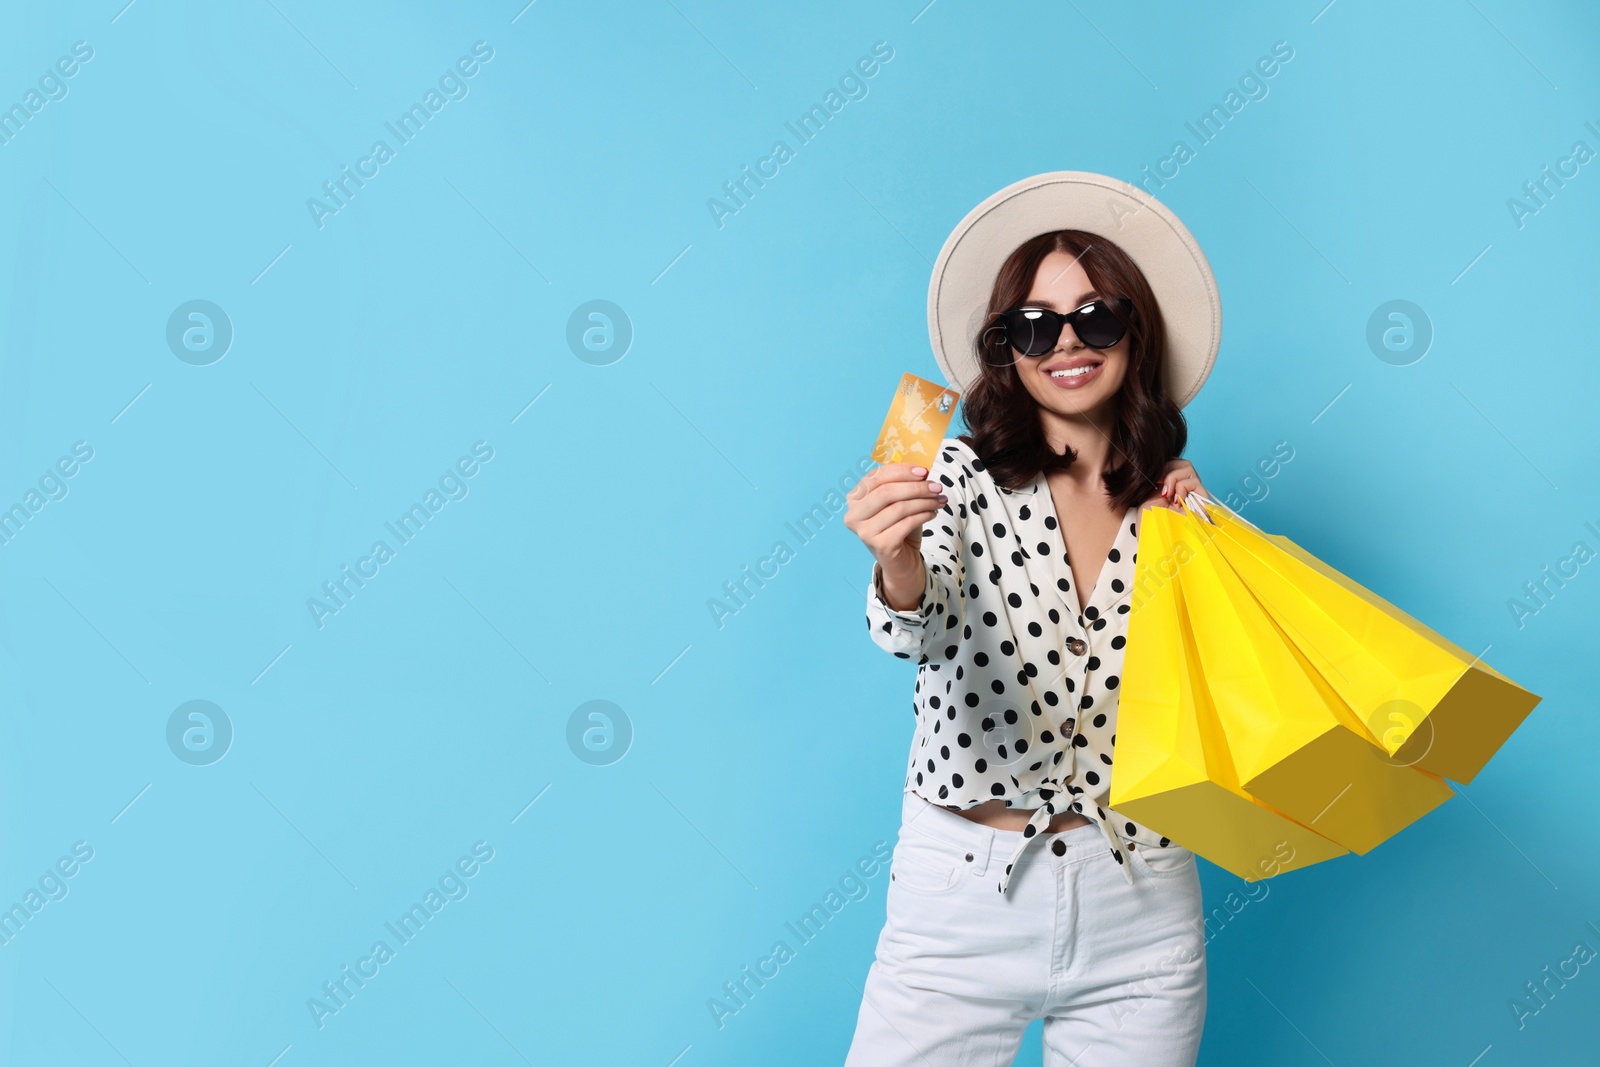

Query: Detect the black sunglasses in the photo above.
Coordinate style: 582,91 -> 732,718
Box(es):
986,298 -> 1133,362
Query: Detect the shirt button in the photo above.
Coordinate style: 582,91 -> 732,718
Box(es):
1066,636 -> 1088,656
965,852 -> 974,862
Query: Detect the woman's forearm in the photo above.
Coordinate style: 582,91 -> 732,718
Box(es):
879,554 -> 926,613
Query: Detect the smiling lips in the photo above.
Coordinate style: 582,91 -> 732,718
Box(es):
1043,359 -> 1103,388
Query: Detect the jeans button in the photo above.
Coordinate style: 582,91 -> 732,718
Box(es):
965,852 -> 974,862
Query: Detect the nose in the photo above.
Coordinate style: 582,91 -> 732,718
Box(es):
1052,322 -> 1084,354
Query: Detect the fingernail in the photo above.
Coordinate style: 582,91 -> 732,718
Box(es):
912,466 -> 927,476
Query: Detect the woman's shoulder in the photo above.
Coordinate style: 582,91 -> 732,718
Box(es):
934,435 -> 996,482
936,435 -> 981,468
927,437 -> 996,509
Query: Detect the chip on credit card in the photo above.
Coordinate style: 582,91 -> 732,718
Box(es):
871,372 -> 960,471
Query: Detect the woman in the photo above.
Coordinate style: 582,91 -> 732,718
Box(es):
842,172 -> 1221,1066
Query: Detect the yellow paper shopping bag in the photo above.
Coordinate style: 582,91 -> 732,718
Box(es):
1112,505 -> 1348,881
1189,495 -> 1540,784
1162,503 -> 1455,855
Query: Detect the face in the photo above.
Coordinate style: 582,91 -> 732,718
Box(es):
1009,250 -> 1130,420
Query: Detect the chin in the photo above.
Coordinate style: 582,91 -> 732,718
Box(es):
1055,395 -> 1116,418
1034,380 -> 1119,417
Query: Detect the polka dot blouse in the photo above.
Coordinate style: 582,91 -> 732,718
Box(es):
865,436 -> 1177,895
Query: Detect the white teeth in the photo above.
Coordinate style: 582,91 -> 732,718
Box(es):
1049,365 -> 1097,379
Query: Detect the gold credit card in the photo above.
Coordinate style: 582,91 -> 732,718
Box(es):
871,373 -> 961,470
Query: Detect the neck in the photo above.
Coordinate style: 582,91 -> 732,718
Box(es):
1040,403 -> 1118,491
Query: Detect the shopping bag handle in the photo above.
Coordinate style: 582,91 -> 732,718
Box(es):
1177,490 -> 1221,527
1182,489 -> 1287,536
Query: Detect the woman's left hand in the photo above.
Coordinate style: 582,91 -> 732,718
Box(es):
1140,458 -> 1211,514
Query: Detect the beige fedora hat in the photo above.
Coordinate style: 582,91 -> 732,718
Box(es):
928,170 -> 1221,407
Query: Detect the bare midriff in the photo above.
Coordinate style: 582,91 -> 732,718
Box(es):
945,797 -> 1092,833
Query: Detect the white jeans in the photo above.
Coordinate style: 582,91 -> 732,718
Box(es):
845,790 -> 1207,1066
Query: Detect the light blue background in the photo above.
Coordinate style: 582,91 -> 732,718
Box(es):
0,1 -> 1596,1064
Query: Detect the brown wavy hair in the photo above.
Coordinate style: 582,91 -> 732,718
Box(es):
956,229 -> 1187,510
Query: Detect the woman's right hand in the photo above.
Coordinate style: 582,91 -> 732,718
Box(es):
844,462 -> 949,583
